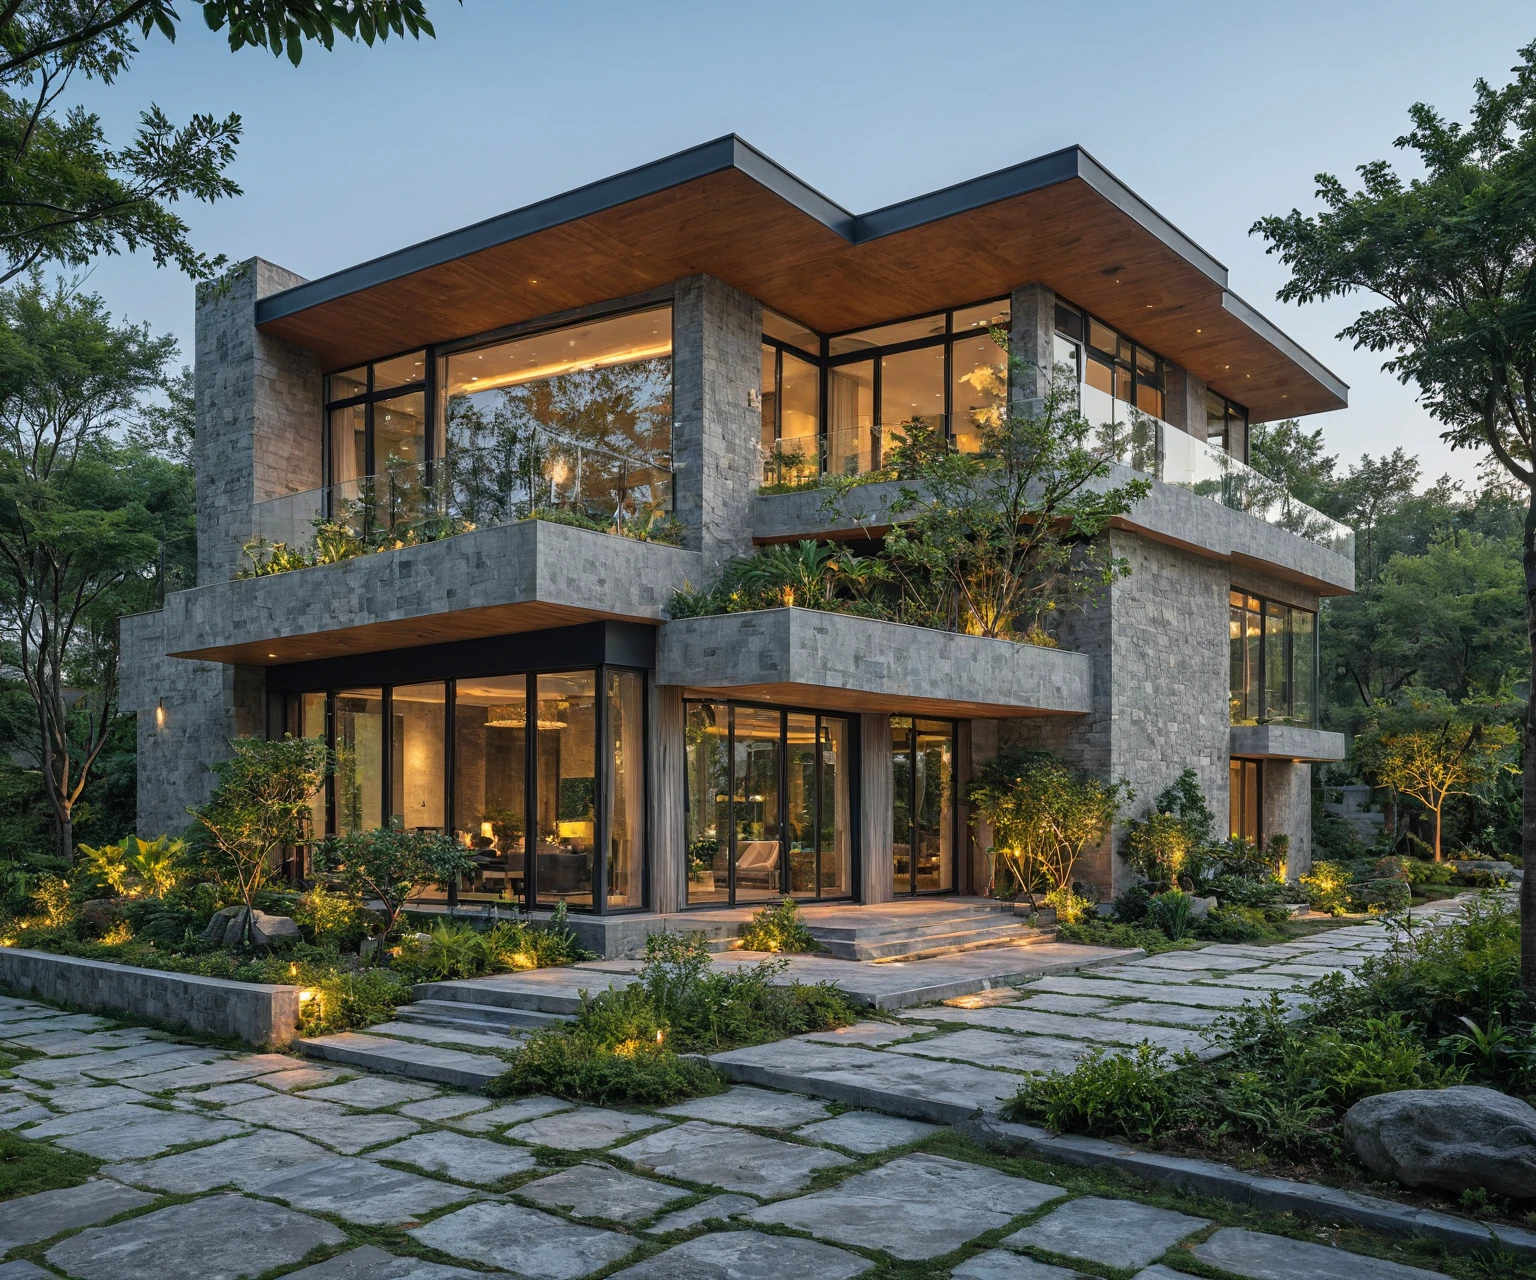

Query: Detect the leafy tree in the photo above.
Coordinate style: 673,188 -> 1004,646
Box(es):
191,735 -> 329,946
1254,42 -> 1536,976
0,277 -> 183,859
314,822 -> 475,947
1333,449 -> 1421,583
826,356 -> 1150,639
0,1 -> 443,284
1356,694 -> 1518,861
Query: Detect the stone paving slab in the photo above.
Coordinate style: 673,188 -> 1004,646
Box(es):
645,1193 -> 759,1235
0,1178 -> 156,1248
42,1105 -> 247,1160
303,1076 -> 439,1109
520,1162 -> 688,1222
102,1129 -> 336,1192
371,1129 -> 537,1183
79,1048 -> 233,1081
367,1020 -> 526,1052
796,1109 -> 940,1153
0,1261 -> 54,1279
44,1193 -> 347,1280
1028,975 -> 1295,1008
191,1081 -> 277,1106
251,1154 -> 475,1224
615,1120 -> 852,1195
609,1230 -> 873,1279
300,1032 -> 506,1089
3,1029 -> 150,1056
890,1028 -> 1089,1074
660,1084 -> 830,1128
750,1152 -> 1064,1260
410,1200 -> 637,1279
953,1252 -> 1084,1279
23,1083 -> 147,1112
1204,973 -> 1311,990
711,1037 -> 1017,1122
0,1103 -> 54,1128
1191,1226 -> 1447,1279
798,1020 -> 929,1046
450,1096 -> 572,1132
1094,966 -> 1224,984
256,1065 -> 349,1090
223,1091 -> 420,1153
0,1013 -> 115,1034
1132,951 -> 1267,971
126,1056 -> 286,1092
284,1244 -> 511,1278
1002,1195 -> 1210,1269
400,1094 -> 492,1121
902,1006 -> 1206,1054
1008,992 -> 1116,1016
511,1105 -> 667,1149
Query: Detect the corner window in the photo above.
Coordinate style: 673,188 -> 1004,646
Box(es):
1230,591 -> 1316,726
1206,390 -> 1249,463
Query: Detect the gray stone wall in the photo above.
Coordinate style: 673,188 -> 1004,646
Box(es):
120,611 -> 264,837
1162,363 -> 1207,439
1263,760 -> 1314,876
1009,282 -> 1055,408
672,275 -> 762,576
860,713 -> 894,903
195,258 -> 323,586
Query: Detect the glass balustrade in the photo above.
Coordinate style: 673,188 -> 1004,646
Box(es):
241,428 -> 673,577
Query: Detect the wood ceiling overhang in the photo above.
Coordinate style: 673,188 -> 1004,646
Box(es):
255,137 -> 1347,421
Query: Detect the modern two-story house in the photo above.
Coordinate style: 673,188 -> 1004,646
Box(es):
121,137 -> 1351,955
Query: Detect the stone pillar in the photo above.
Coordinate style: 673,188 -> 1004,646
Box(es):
650,685 -> 687,913
1161,362 -> 1207,439
195,258 -> 324,586
859,713 -> 894,904
1009,282 -> 1056,412
1263,760 -> 1314,878
671,275 -> 762,578
958,720 -> 995,896
120,612 -> 265,836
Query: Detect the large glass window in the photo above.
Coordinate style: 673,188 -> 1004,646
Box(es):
285,665 -> 646,914
440,307 -> 672,527
684,700 -> 854,907
827,360 -> 876,476
892,717 -> 956,896
1230,590 -> 1317,726
1230,758 -> 1261,841
760,342 -> 820,487
1206,390 -> 1249,463
322,355 -> 427,501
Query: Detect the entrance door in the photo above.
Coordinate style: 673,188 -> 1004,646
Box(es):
892,717 -> 956,895
731,707 -> 782,903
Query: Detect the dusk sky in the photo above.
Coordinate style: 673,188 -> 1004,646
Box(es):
72,1 -> 1536,488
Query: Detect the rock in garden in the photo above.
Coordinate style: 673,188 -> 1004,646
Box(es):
80,899 -> 125,932
202,905 -> 243,941
217,909 -> 301,950
1342,1085 -> 1536,1199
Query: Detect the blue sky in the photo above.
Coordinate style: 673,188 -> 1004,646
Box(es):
72,0 -> 1536,487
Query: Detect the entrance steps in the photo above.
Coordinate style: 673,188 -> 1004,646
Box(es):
390,997 -> 574,1034
800,902 -> 1055,961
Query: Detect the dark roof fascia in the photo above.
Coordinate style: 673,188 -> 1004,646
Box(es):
255,137 -> 1230,327
1221,290 -> 1350,406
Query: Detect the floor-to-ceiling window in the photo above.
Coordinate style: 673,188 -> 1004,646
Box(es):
891,717 -> 956,895
1230,758 -> 1262,842
683,700 -> 853,907
1230,591 -> 1317,726
280,662 -> 647,914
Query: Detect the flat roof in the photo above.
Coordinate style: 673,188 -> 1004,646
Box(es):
255,135 -> 1347,420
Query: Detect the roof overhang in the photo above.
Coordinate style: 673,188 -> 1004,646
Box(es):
255,136 -> 1346,421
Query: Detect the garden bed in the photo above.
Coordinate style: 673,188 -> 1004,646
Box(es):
0,947 -> 301,1045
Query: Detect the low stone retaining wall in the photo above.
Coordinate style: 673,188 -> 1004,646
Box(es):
0,948 -> 301,1046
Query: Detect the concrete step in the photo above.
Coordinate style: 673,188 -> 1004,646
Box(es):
413,971 -> 634,1016
298,1032 -> 506,1091
818,919 -> 1046,962
806,908 -> 1017,945
861,927 -> 1059,963
393,999 -> 574,1032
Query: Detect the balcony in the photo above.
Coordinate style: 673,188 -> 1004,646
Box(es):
240,429 -> 674,580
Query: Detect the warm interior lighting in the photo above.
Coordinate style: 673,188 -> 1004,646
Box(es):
480,821 -> 495,839
446,340 -> 671,397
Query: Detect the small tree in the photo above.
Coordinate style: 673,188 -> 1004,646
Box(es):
824,354 -> 1150,639
192,735 -> 329,946
314,823 -> 475,948
967,747 -> 1128,895
1357,694 -> 1517,860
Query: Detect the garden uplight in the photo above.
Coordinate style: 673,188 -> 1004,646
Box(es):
298,989 -> 315,1003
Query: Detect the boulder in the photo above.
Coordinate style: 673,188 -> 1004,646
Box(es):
1342,1085 -> 1536,1199
79,899 -> 125,932
1189,896 -> 1216,919
215,908 -> 302,950
201,905 -> 243,941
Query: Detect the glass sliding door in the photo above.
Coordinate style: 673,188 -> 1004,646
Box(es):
605,669 -> 644,909
453,676 -> 528,901
335,689 -> 384,834
732,706 -> 782,903
892,716 -> 957,895
785,713 -> 818,895
819,717 -> 851,896
684,702 -> 730,905
536,672 -> 596,909
392,682 -> 445,832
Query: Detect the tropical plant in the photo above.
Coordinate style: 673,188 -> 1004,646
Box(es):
78,834 -> 183,898
29,873 -> 70,925
1145,889 -> 1196,941
1253,39 -> 1536,984
738,897 -> 821,953
669,539 -> 887,618
314,822 -> 475,948
191,735 -> 329,948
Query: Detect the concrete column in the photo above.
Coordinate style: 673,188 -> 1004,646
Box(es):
1161,362 -> 1207,439
195,258 -> 323,586
650,685 -> 687,913
1263,759 -> 1314,878
671,274 -> 762,578
957,720 -> 990,896
1009,282 -> 1056,412
859,713 -> 894,904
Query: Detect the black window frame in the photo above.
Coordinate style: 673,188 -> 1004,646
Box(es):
890,714 -> 960,897
1053,297 -> 1166,419
321,350 -> 432,501
1229,590 -> 1318,728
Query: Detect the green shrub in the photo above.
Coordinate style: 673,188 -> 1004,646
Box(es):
1120,812 -> 1193,887
738,898 -> 821,953
1194,904 -> 1273,943
488,1031 -> 724,1107
1404,859 -> 1455,886
1112,884 -> 1151,923
1005,1043 -> 1179,1141
294,965 -> 414,1036
1207,874 -> 1290,909
1042,884 -> 1093,924
1300,860 -> 1349,914
1056,917 -> 1196,956
1146,889 -> 1195,940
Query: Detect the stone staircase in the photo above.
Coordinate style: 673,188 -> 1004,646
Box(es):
801,902 -> 1054,962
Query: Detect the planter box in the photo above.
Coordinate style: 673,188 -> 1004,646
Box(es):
0,948 -> 301,1046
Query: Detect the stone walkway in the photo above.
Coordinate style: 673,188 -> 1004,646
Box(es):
0,904 -> 1487,1277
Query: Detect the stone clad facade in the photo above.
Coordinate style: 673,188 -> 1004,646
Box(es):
120,140 -> 1353,932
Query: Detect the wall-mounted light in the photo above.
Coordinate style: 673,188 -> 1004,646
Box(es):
155,699 -> 165,729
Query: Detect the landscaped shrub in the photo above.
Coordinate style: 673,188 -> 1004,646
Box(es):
1192,904 -> 1273,943
1005,1042 -> 1179,1141
1300,860 -> 1350,914
1120,812 -> 1193,887
1111,884 -> 1151,924
1042,885 -> 1093,925
738,897 -> 821,953
1054,918 -> 1197,957
1145,889 -> 1195,940
1404,859 -> 1455,887
487,1028 -> 724,1107
314,822 -> 475,947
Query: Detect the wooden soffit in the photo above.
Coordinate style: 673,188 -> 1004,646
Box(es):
256,137 -> 1347,421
